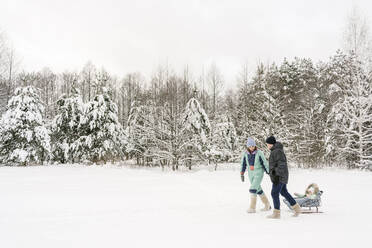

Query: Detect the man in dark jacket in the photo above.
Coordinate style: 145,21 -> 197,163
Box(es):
265,136 -> 301,219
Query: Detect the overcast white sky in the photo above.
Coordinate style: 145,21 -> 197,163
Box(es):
1,0 -> 372,88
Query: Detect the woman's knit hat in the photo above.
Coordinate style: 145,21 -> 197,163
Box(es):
246,137 -> 256,147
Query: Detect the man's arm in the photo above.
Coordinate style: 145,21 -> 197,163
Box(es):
275,149 -> 287,177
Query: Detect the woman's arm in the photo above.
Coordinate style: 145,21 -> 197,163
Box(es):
240,154 -> 247,175
258,151 -> 269,174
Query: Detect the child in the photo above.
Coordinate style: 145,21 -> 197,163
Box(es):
240,137 -> 271,213
294,183 -> 319,199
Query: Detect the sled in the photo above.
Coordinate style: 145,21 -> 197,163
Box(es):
300,208 -> 324,214
283,184 -> 324,213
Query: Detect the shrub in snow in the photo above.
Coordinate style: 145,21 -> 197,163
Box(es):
50,87 -> 85,163
70,88 -> 126,163
0,86 -> 51,165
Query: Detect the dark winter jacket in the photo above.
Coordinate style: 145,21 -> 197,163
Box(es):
269,142 -> 289,184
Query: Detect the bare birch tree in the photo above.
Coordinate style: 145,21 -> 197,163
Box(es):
207,63 -> 223,120
343,6 -> 372,67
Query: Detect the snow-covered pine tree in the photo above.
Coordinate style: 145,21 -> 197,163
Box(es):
0,86 -> 51,165
288,58 -> 322,166
265,57 -> 324,167
326,52 -> 372,169
250,64 -> 279,148
210,115 -> 238,163
273,58 -> 307,160
183,97 -> 212,163
70,88 -> 126,163
184,98 -> 211,143
50,87 -> 84,163
234,63 -> 279,155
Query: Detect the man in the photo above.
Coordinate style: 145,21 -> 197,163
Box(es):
265,136 -> 301,219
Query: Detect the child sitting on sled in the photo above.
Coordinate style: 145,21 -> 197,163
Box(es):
284,183 -> 323,212
295,183 -> 319,198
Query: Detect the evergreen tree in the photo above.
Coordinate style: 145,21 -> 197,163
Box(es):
50,87 -> 84,163
70,88 -> 126,163
264,58 -> 323,166
183,98 -> 212,163
235,63 -> 278,151
0,86 -> 50,165
183,98 -> 211,144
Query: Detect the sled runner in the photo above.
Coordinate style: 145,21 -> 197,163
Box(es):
283,183 -> 323,213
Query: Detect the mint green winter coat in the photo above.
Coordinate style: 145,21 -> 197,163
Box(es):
240,150 -> 269,195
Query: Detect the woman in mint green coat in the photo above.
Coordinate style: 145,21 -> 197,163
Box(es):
240,137 -> 271,213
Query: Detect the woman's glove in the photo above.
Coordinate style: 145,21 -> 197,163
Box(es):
241,174 -> 245,182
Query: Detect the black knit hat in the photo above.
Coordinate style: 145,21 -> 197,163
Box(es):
266,136 -> 276,145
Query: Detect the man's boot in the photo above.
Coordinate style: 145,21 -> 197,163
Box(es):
267,209 -> 280,219
292,203 -> 301,217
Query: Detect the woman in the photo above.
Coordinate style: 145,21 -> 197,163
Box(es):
240,137 -> 271,213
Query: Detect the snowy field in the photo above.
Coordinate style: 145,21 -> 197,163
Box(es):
0,165 -> 371,248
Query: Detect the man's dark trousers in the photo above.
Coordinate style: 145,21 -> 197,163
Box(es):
271,183 -> 296,210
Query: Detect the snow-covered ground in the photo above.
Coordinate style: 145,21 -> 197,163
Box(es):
0,165 -> 371,248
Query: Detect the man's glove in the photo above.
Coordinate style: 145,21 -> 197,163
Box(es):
271,169 -> 280,184
273,175 -> 280,185
241,174 -> 245,182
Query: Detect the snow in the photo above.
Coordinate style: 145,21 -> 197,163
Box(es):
0,165 -> 371,248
